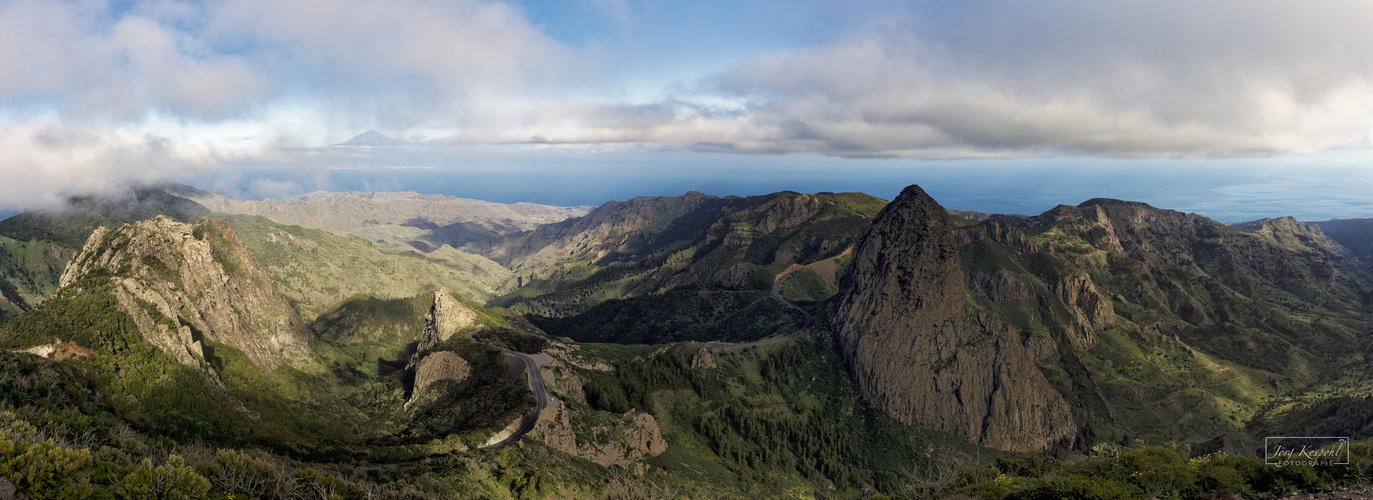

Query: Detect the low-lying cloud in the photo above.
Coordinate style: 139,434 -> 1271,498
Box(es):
0,120 -> 223,210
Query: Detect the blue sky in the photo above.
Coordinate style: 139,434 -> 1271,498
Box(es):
0,0 -> 1371,220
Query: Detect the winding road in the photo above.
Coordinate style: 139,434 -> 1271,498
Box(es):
487,349 -> 555,449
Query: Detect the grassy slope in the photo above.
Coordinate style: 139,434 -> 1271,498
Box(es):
0,236 -> 71,316
1315,218 -> 1373,267
219,214 -> 510,319
496,191 -> 884,343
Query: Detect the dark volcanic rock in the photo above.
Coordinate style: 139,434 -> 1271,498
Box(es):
831,185 -> 1076,452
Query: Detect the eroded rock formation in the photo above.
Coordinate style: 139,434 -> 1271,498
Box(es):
830,185 -> 1076,452
59,216 -> 309,371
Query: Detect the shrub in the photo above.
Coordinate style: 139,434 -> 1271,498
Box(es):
115,454 -> 211,500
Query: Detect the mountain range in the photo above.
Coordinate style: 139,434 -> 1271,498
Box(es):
0,181 -> 1369,498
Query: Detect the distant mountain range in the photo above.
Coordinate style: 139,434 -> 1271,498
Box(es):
0,180 -> 1371,498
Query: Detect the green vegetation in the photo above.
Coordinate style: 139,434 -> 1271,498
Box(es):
932,441 -> 1373,499
405,337 -> 534,445
777,266 -> 839,303
0,190 -> 206,249
533,287 -> 801,343
4,186 -> 1373,497
0,235 -> 70,324
561,326 -> 1001,497
1315,217 -> 1373,267
493,191 -> 881,343
949,202 -> 1372,452
471,325 -> 550,353
220,214 -> 509,319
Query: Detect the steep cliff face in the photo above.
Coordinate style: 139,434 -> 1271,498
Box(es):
831,185 -> 1076,452
415,289 -> 476,353
58,216 -> 309,371
406,350 -> 471,412
1052,272 -> 1117,351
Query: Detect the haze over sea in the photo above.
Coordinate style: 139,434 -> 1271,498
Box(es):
180,145 -> 1373,224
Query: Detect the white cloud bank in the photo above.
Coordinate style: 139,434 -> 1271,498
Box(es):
2,0 -> 1373,210
529,0 -> 1373,158
0,120 -> 224,209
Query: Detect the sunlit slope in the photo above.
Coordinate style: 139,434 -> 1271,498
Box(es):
481,190 -> 886,343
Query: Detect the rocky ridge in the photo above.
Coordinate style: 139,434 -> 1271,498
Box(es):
58,216 -> 310,371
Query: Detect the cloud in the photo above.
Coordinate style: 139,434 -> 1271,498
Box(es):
0,119 -> 226,210
4,0 -> 1373,172
493,1 -> 1373,158
696,0 -> 1373,157
204,0 -> 586,132
0,0 -> 269,120
0,0 -> 586,134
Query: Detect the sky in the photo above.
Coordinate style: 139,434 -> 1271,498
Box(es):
1,0 -> 1371,221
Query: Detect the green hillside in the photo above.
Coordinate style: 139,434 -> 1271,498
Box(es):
951,201 -> 1372,451
487,191 -> 885,343
1,186 -> 1373,498
0,236 -> 70,324
1315,218 -> 1373,268
219,214 -> 510,319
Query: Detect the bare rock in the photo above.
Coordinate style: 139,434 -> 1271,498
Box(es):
539,359 -> 586,404
416,289 -> 476,352
16,339 -> 94,361
59,216 -> 309,371
953,219 -> 1042,254
405,351 -> 470,412
969,269 -> 1036,303
831,185 -> 1076,452
532,407 -> 666,471
1052,273 -> 1117,350
532,406 -> 578,455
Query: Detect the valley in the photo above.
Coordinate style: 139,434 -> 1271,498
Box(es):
0,181 -> 1370,498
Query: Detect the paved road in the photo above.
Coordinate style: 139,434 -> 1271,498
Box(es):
488,350 -> 555,449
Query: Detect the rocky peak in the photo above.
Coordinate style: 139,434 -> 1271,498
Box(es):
59,216 -> 309,371
416,289 -> 476,352
831,185 -> 1075,452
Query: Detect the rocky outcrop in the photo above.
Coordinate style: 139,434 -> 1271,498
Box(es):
405,290 -> 478,410
831,185 -> 1076,452
59,216 -> 309,371
969,270 -> 1037,303
532,407 -> 666,473
1052,273 -> 1117,350
953,219 -> 1042,254
415,289 -> 476,352
17,339 -> 94,361
405,351 -> 470,412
